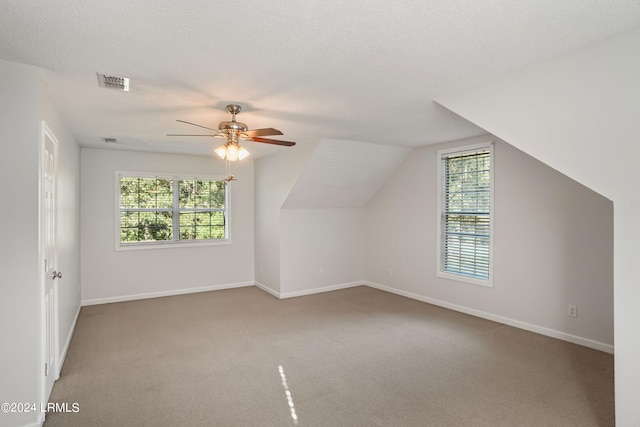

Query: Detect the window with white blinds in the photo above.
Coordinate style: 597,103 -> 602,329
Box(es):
437,144 -> 493,286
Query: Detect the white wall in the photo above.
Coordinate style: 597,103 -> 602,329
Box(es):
0,59 -> 42,427
280,208 -> 365,296
81,148 -> 254,303
365,135 -> 613,349
39,77 -> 82,376
434,26 -> 640,423
272,138 -> 408,297
0,59 -> 81,427
254,141 -> 318,294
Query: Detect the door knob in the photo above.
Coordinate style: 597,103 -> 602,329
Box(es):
52,271 -> 62,280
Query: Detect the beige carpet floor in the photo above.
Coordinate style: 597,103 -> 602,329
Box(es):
44,286 -> 614,427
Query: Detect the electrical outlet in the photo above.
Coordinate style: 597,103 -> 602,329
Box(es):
387,268 -> 392,277
318,269 -> 324,278
260,266 -> 264,275
568,305 -> 577,318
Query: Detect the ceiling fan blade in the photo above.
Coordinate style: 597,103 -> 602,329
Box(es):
176,119 -> 219,132
251,137 -> 296,147
167,134 -> 217,137
243,128 -> 283,137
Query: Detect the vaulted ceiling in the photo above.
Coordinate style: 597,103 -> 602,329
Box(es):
283,139 -> 410,209
2,1 -> 640,158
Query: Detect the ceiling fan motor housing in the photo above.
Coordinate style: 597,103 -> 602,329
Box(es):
218,120 -> 248,132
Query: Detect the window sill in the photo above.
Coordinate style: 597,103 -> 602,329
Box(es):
116,239 -> 231,251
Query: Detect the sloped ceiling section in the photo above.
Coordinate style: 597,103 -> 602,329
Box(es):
434,26 -> 640,202
282,138 -> 411,209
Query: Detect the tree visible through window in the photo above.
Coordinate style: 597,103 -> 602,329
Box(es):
438,144 -> 492,284
118,174 -> 227,245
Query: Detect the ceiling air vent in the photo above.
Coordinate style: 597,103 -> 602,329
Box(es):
102,137 -> 117,144
97,73 -> 130,91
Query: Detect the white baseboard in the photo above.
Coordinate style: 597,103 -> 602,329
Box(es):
57,304 -> 81,379
254,280 -> 365,299
254,281 -> 280,298
81,281 -> 255,306
365,281 -> 614,354
279,281 -> 365,299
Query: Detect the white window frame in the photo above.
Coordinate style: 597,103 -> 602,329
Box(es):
436,142 -> 494,287
115,171 -> 231,250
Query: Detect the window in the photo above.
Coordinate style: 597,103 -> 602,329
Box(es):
437,143 -> 493,286
116,172 -> 228,249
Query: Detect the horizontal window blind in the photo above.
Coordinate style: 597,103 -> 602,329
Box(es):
441,149 -> 491,280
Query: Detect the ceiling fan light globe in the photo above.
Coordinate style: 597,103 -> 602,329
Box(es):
238,146 -> 250,160
226,145 -> 239,161
215,145 -> 227,159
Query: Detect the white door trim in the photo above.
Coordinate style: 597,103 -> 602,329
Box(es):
39,121 -> 60,419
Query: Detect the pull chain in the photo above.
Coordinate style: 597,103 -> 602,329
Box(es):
225,159 -> 234,182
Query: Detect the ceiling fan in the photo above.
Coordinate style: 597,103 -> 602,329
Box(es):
168,104 -> 296,162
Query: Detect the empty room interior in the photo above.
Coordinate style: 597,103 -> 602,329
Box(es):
1,2 -> 640,426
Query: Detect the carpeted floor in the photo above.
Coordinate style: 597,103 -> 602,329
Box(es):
44,286 -> 614,426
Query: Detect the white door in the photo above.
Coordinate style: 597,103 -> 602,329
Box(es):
42,123 -> 60,403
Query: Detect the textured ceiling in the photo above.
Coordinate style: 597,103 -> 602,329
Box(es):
1,1 -> 640,157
